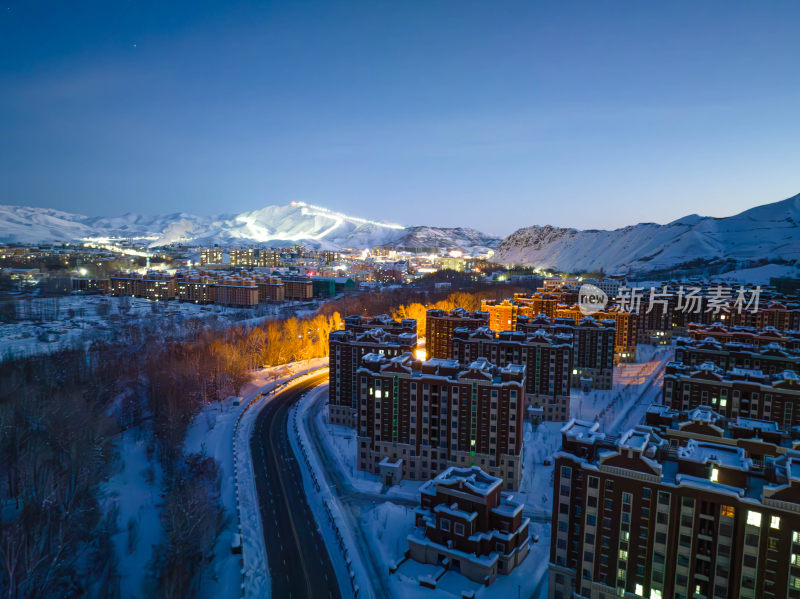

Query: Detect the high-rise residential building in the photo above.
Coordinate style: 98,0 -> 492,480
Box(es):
688,323 -> 800,352
451,327 -> 573,421
328,326 -> 417,428
408,466 -> 531,584
356,353 -> 525,489
230,248 -> 256,266
730,301 -> 800,332
200,248 -> 223,265
550,415 -> 800,599
518,315 -> 616,390
426,308 -> 489,359
481,298 -> 533,332
663,361 -> 800,429
256,249 -> 282,268
674,337 -> 800,374
343,314 -> 418,337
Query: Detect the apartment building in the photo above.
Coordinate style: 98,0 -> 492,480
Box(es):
328,326 -> 417,428
110,271 -> 176,301
518,314 -> 616,390
213,276 -> 258,307
230,248 -> 256,266
481,298 -> 533,332
356,353 -> 525,489
451,327 -> 573,421
408,466 -> 531,584
200,248 -> 223,265
283,276 -> 313,300
426,308 -> 489,359
257,249 -> 282,268
674,337 -> 800,375
176,273 -> 216,304
343,314 -> 418,337
253,275 -> 285,302
688,323 -> 800,352
663,361 -> 800,429
550,417 -> 800,599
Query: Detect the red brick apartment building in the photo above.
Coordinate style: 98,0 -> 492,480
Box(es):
356,353 -> 525,489
343,314 -> 417,337
176,273 -> 216,304
110,271 -> 176,301
328,325 -> 417,428
550,417 -> 800,599
282,276 -> 313,300
663,361 -> 800,429
674,337 -> 800,375
253,275 -> 285,302
213,276 -> 258,307
426,308 -> 489,359
451,327 -> 573,421
408,466 -> 531,584
688,323 -> 800,352
518,314 -> 616,390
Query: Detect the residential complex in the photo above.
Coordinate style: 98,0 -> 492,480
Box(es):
550,414 -> 800,599
451,327 -> 573,421
328,318 -> 418,428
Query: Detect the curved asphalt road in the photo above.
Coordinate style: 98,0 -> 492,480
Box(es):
251,374 -> 342,599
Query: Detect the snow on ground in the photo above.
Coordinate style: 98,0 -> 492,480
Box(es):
318,404 -> 424,502
290,384 -> 372,598
102,359 -> 327,599
375,503 -> 552,599
101,429 -> 164,599
0,293 -> 316,361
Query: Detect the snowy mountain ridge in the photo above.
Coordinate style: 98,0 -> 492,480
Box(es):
0,201 -> 501,251
493,193 -> 800,276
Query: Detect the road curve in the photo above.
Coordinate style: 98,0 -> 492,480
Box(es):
250,374 -> 342,599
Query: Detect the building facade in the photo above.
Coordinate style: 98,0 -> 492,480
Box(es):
408,466 -> 531,584
356,353 -> 525,490
550,418 -> 800,599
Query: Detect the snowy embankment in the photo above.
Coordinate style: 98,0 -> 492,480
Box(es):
289,384 -> 372,598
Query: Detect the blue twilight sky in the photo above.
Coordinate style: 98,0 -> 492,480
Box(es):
1,1 -> 799,236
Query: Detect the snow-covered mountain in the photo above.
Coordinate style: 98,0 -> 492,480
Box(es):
0,201 -> 502,252
493,193 -> 800,277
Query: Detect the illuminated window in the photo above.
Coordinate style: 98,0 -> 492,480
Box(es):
375,390 -> 382,399
635,583 -> 643,596
721,505 -> 735,518
792,554 -> 800,567
650,591 -> 662,599
720,398 -> 727,407
794,531 -> 800,543
619,550 -> 628,560
747,511 -> 762,527
573,369 -> 578,375
771,516 -> 781,529
710,468 -> 719,482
